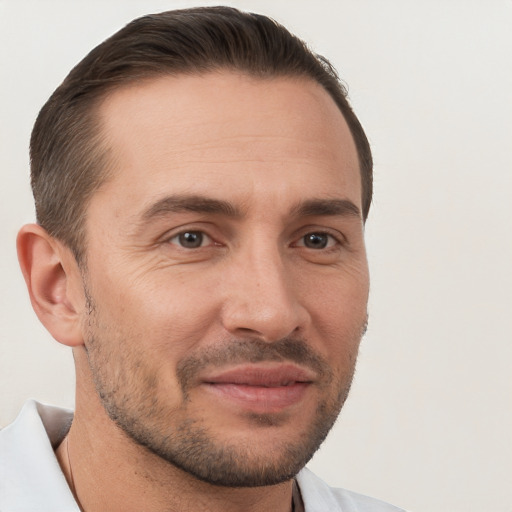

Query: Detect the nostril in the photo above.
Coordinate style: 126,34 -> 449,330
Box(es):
237,327 -> 260,336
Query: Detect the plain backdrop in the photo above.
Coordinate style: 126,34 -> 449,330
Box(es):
1,1 -> 511,511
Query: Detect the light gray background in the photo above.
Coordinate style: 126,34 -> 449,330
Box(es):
1,1 -> 511,511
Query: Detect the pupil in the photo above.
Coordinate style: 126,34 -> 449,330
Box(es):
179,231 -> 203,248
305,233 -> 328,249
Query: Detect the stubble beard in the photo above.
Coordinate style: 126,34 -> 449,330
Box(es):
83,291 -> 364,488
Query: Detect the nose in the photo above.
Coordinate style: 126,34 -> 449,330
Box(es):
220,244 -> 310,342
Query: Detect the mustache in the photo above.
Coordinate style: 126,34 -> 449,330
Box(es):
176,337 -> 333,393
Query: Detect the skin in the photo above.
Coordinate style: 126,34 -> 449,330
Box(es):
18,72 -> 369,512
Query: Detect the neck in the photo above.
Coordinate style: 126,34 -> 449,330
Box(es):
56,369 -> 294,512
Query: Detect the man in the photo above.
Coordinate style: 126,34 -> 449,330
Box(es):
0,7 -> 405,512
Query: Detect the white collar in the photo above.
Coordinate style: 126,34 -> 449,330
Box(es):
0,400 -> 79,511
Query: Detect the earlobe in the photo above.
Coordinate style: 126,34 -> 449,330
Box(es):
16,224 -> 84,347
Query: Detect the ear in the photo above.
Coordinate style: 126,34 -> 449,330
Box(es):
17,224 -> 85,347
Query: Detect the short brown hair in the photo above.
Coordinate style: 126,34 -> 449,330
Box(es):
30,6 -> 373,262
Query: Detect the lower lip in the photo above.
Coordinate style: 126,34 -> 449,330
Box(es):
202,382 -> 310,413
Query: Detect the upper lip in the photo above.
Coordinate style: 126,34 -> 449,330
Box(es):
202,363 -> 316,387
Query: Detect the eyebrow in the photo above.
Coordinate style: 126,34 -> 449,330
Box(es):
139,195 -> 361,226
140,195 -> 242,222
291,198 -> 361,219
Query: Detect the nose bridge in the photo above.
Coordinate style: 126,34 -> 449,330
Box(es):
220,232 -> 308,341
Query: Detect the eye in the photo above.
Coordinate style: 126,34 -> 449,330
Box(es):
298,232 -> 338,250
168,230 -> 212,249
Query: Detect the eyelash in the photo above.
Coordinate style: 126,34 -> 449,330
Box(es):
167,230 -> 215,249
294,231 -> 341,250
166,229 -> 344,251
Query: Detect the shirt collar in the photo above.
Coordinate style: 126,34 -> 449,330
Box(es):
0,400 -> 80,512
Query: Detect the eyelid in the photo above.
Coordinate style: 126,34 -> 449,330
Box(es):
292,226 -> 347,248
167,230 -> 213,248
295,233 -> 338,249
160,223 -> 221,247
159,223 -> 346,250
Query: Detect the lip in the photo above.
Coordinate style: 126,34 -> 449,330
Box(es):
200,364 -> 315,413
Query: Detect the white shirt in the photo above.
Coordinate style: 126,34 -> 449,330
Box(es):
0,401 -> 407,512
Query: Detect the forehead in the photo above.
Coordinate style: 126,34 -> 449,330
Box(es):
94,72 -> 360,214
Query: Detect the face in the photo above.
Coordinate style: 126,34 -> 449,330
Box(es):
80,72 -> 369,486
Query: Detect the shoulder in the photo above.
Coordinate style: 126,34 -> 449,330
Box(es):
296,467 -> 408,512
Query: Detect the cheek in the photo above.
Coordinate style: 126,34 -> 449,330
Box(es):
88,269 -> 223,360
298,265 -> 369,357
301,261 -> 369,317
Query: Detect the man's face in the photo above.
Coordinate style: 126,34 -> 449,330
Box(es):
80,72 -> 369,486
